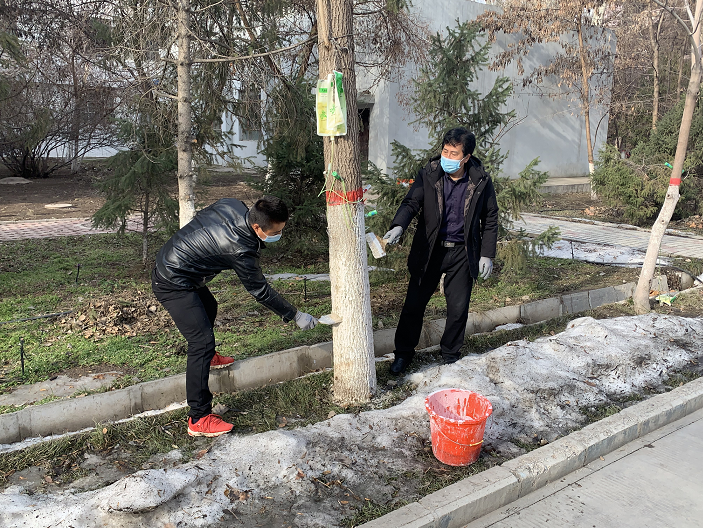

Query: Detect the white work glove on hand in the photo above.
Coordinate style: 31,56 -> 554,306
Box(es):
383,226 -> 403,245
479,257 -> 493,280
294,311 -> 318,330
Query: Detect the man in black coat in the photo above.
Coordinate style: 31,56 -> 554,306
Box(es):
152,195 -> 318,437
383,127 -> 499,374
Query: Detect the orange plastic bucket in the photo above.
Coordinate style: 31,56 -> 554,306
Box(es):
425,389 -> 493,466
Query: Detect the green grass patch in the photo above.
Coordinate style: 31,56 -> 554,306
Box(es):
0,231 -> 655,406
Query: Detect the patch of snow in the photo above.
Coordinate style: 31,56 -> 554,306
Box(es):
266,267 -> 394,283
0,177 -> 31,185
2,314 -> 702,527
493,323 -> 524,332
537,240 -> 670,267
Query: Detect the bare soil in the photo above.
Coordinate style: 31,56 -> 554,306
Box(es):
0,165 -> 259,222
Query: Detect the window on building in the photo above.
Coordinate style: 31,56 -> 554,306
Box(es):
239,85 -> 262,141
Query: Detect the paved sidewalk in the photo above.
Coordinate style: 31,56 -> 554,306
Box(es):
517,213 -> 703,260
465,406 -> 703,528
0,217 -> 143,242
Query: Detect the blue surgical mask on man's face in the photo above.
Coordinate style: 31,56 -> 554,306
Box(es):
263,233 -> 282,243
440,155 -> 464,174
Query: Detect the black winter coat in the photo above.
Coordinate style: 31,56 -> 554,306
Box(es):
155,198 -> 297,322
390,156 -> 499,280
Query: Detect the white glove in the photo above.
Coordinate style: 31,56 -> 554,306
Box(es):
383,226 -> 403,245
294,311 -> 318,330
479,257 -> 493,280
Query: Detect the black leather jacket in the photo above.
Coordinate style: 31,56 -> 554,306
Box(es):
390,155 -> 499,279
155,199 -> 297,322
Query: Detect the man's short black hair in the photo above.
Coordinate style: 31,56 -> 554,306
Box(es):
249,195 -> 289,230
442,127 -> 476,157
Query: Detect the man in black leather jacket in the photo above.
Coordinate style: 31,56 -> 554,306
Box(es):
382,128 -> 499,375
152,195 -> 318,437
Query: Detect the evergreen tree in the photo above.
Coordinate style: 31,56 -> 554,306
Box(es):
252,79 -> 326,255
591,95 -> 703,225
92,120 -> 179,263
369,20 -> 557,273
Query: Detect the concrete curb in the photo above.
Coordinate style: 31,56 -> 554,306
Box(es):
0,281 -> 638,444
358,376 -> 703,528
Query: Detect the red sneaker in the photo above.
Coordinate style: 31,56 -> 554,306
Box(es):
187,414 -> 233,437
210,351 -> 234,369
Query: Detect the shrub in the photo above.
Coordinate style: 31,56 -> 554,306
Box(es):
592,97 -> 703,225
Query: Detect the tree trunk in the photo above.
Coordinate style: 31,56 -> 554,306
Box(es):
649,5 -> 662,129
176,0 -> 196,227
142,189 -> 150,263
70,49 -> 81,173
577,22 -> 595,175
317,0 -> 376,404
633,0 -> 702,314
677,37 -> 686,96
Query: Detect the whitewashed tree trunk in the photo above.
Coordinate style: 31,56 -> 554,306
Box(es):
634,0 -> 702,314
318,0 -> 376,404
577,22 -> 595,175
176,0 -> 196,227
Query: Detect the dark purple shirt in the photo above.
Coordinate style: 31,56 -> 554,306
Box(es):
439,170 -> 469,243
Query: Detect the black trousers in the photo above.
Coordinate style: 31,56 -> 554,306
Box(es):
151,269 -> 218,420
395,244 -> 473,362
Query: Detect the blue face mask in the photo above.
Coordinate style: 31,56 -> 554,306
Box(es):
262,233 -> 281,243
440,155 -> 464,174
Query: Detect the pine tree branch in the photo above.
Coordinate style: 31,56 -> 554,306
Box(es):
166,36 -> 316,64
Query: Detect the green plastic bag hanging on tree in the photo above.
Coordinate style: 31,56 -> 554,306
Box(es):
316,71 -> 347,136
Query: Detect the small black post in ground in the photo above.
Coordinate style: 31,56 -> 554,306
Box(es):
303,277 -> 307,301
20,337 -> 25,376
76,263 -> 81,284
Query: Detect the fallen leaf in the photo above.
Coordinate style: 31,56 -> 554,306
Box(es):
327,411 -> 336,419
195,448 -> 210,459
340,500 -> 349,505
44,476 -> 53,483
102,428 -> 107,434
296,469 -> 305,480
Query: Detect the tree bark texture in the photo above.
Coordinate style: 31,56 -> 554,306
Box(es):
577,22 -> 595,175
634,0 -> 702,314
318,0 -> 376,404
177,0 -> 196,227
142,190 -> 150,264
649,4 -> 664,129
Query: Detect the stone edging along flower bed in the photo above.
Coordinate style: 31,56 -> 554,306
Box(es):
0,282 -> 642,445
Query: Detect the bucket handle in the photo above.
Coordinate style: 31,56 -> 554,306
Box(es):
436,425 -> 484,447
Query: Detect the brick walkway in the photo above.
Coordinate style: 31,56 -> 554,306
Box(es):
517,213 -> 703,260
0,217 -> 144,242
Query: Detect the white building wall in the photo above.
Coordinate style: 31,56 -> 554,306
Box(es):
366,0 -> 613,179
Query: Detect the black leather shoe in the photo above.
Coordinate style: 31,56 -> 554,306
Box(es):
443,356 -> 460,365
390,356 -> 412,375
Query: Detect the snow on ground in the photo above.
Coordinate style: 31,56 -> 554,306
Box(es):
537,240 -> 670,267
2,314 -> 703,527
